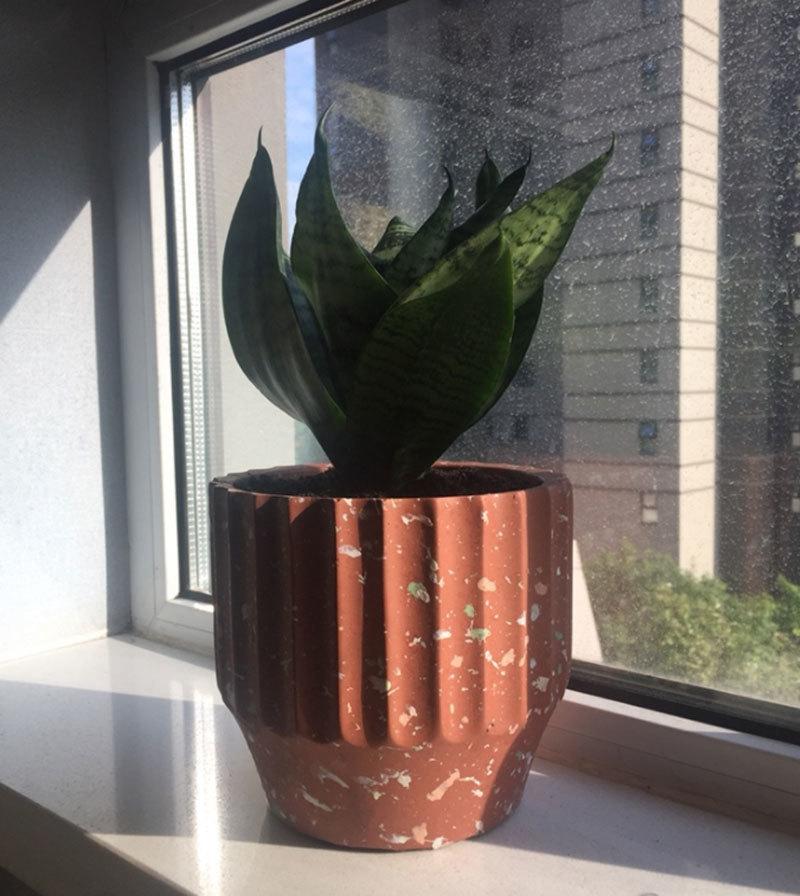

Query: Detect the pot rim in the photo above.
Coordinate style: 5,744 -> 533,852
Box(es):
211,461 -> 567,501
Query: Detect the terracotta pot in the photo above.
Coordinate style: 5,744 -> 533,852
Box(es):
210,462 -> 572,851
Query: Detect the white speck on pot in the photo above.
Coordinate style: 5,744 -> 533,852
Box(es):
300,788 -> 333,812
530,603 -> 541,622
318,767 -> 349,789
433,629 -> 451,641
477,577 -> 496,592
337,545 -> 361,558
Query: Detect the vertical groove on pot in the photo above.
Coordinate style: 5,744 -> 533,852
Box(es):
433,496 -> 484,742
227,490 -> 259,724
211,483 -> 235,712
513,491 -> 530,726
526,485 -> 552,715
360,499 -> 388,744
254,496 -> 295,734
334,498 -> 367,746
548,480 -> 572,699
477,492 -> 529,737
289,499 -> 340,742
383,499 -> 438,746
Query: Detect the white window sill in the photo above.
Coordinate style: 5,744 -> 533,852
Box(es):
0,636 -> 797,896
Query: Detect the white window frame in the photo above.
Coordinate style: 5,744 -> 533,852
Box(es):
112,0 -> 308,652
110,0 -> 800,829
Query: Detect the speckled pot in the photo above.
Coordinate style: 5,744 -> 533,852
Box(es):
210,462 -> 572,851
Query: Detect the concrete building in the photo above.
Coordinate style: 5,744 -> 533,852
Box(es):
315,0 -> 720,575
717,0 -> 800,591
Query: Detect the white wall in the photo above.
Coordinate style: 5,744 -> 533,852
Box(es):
0,0 -> 129,660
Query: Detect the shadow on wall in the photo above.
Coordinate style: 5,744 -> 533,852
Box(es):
0,0 -> 129,650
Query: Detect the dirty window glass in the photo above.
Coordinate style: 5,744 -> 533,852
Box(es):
166,0 -> 800,711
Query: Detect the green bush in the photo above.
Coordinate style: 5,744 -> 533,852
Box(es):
584,542 -> 800,706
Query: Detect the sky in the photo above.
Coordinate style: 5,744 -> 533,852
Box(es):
284,39 -> 317,236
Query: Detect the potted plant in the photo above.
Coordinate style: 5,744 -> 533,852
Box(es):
211,109 -> 610,850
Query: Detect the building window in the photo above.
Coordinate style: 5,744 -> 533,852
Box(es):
639,420 -> 658,455
641,55 -> 659,91
640,277 -> 659,314
641,0 -> 661,16
640,128 -> 659,166
641,492 -> 659,524
793,496 -> 800,514
794,299 -> 800,316
793,349 -> 800,381
791,429 -> 800,449
640,348 -> 659,384
512,413 -> 530,441
793,233 -> 800,249
640,203 -> 659,240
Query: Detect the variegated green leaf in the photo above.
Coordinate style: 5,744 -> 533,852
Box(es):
403,142 -> 612,309
503,140 -> 613,307
346,236 -> 514,489
382,169 -> 454,292
448,152 -> 530,250
222,136 -> 346,460
290,109 -> 396,399
475,150 -> 501,209
372,216 -> 416,264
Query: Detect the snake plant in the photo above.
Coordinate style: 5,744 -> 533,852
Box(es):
222,109 -> 611,492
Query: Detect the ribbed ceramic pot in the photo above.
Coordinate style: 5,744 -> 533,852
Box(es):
210,462 -> 572,851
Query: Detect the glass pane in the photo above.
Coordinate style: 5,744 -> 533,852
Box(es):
170,0 -> 800,710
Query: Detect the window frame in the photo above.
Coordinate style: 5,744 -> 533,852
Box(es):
112,0 -> 800,756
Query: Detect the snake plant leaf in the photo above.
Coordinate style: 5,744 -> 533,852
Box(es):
290,109 -> 396,398
382,168 -> 454,292
347,236 -> 514,489
281,254 -> 343,406
471,285 -> 545,426
475,149 -> 501,209
372,216 -> 416,264
503,140 -> 613,307
447,151 -> 530,251
403,142 -> 613,309
222,135 -> 345,456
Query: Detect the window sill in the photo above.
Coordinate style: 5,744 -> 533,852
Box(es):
1,636 -> 798,895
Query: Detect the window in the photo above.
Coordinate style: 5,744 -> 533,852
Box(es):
792,429 -> 800,449
640,348 -> 659,384
638,420 -> 658,455
158,0 -> 800,738
793,496 -> 800,514
640,203 -> 659,240
640,276 -> 659,314
641,55 -> 659,91
641,491 -> 658,524
640,128 -> 659,166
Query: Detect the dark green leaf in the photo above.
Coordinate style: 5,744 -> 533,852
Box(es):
382,169 -> 454,292
471,285 -> 545,426
347,236 -> 514,489
448,152 -> 529,250
475,150 -> 501,209
290,109 -> 396,399
222,136 -> 346,461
